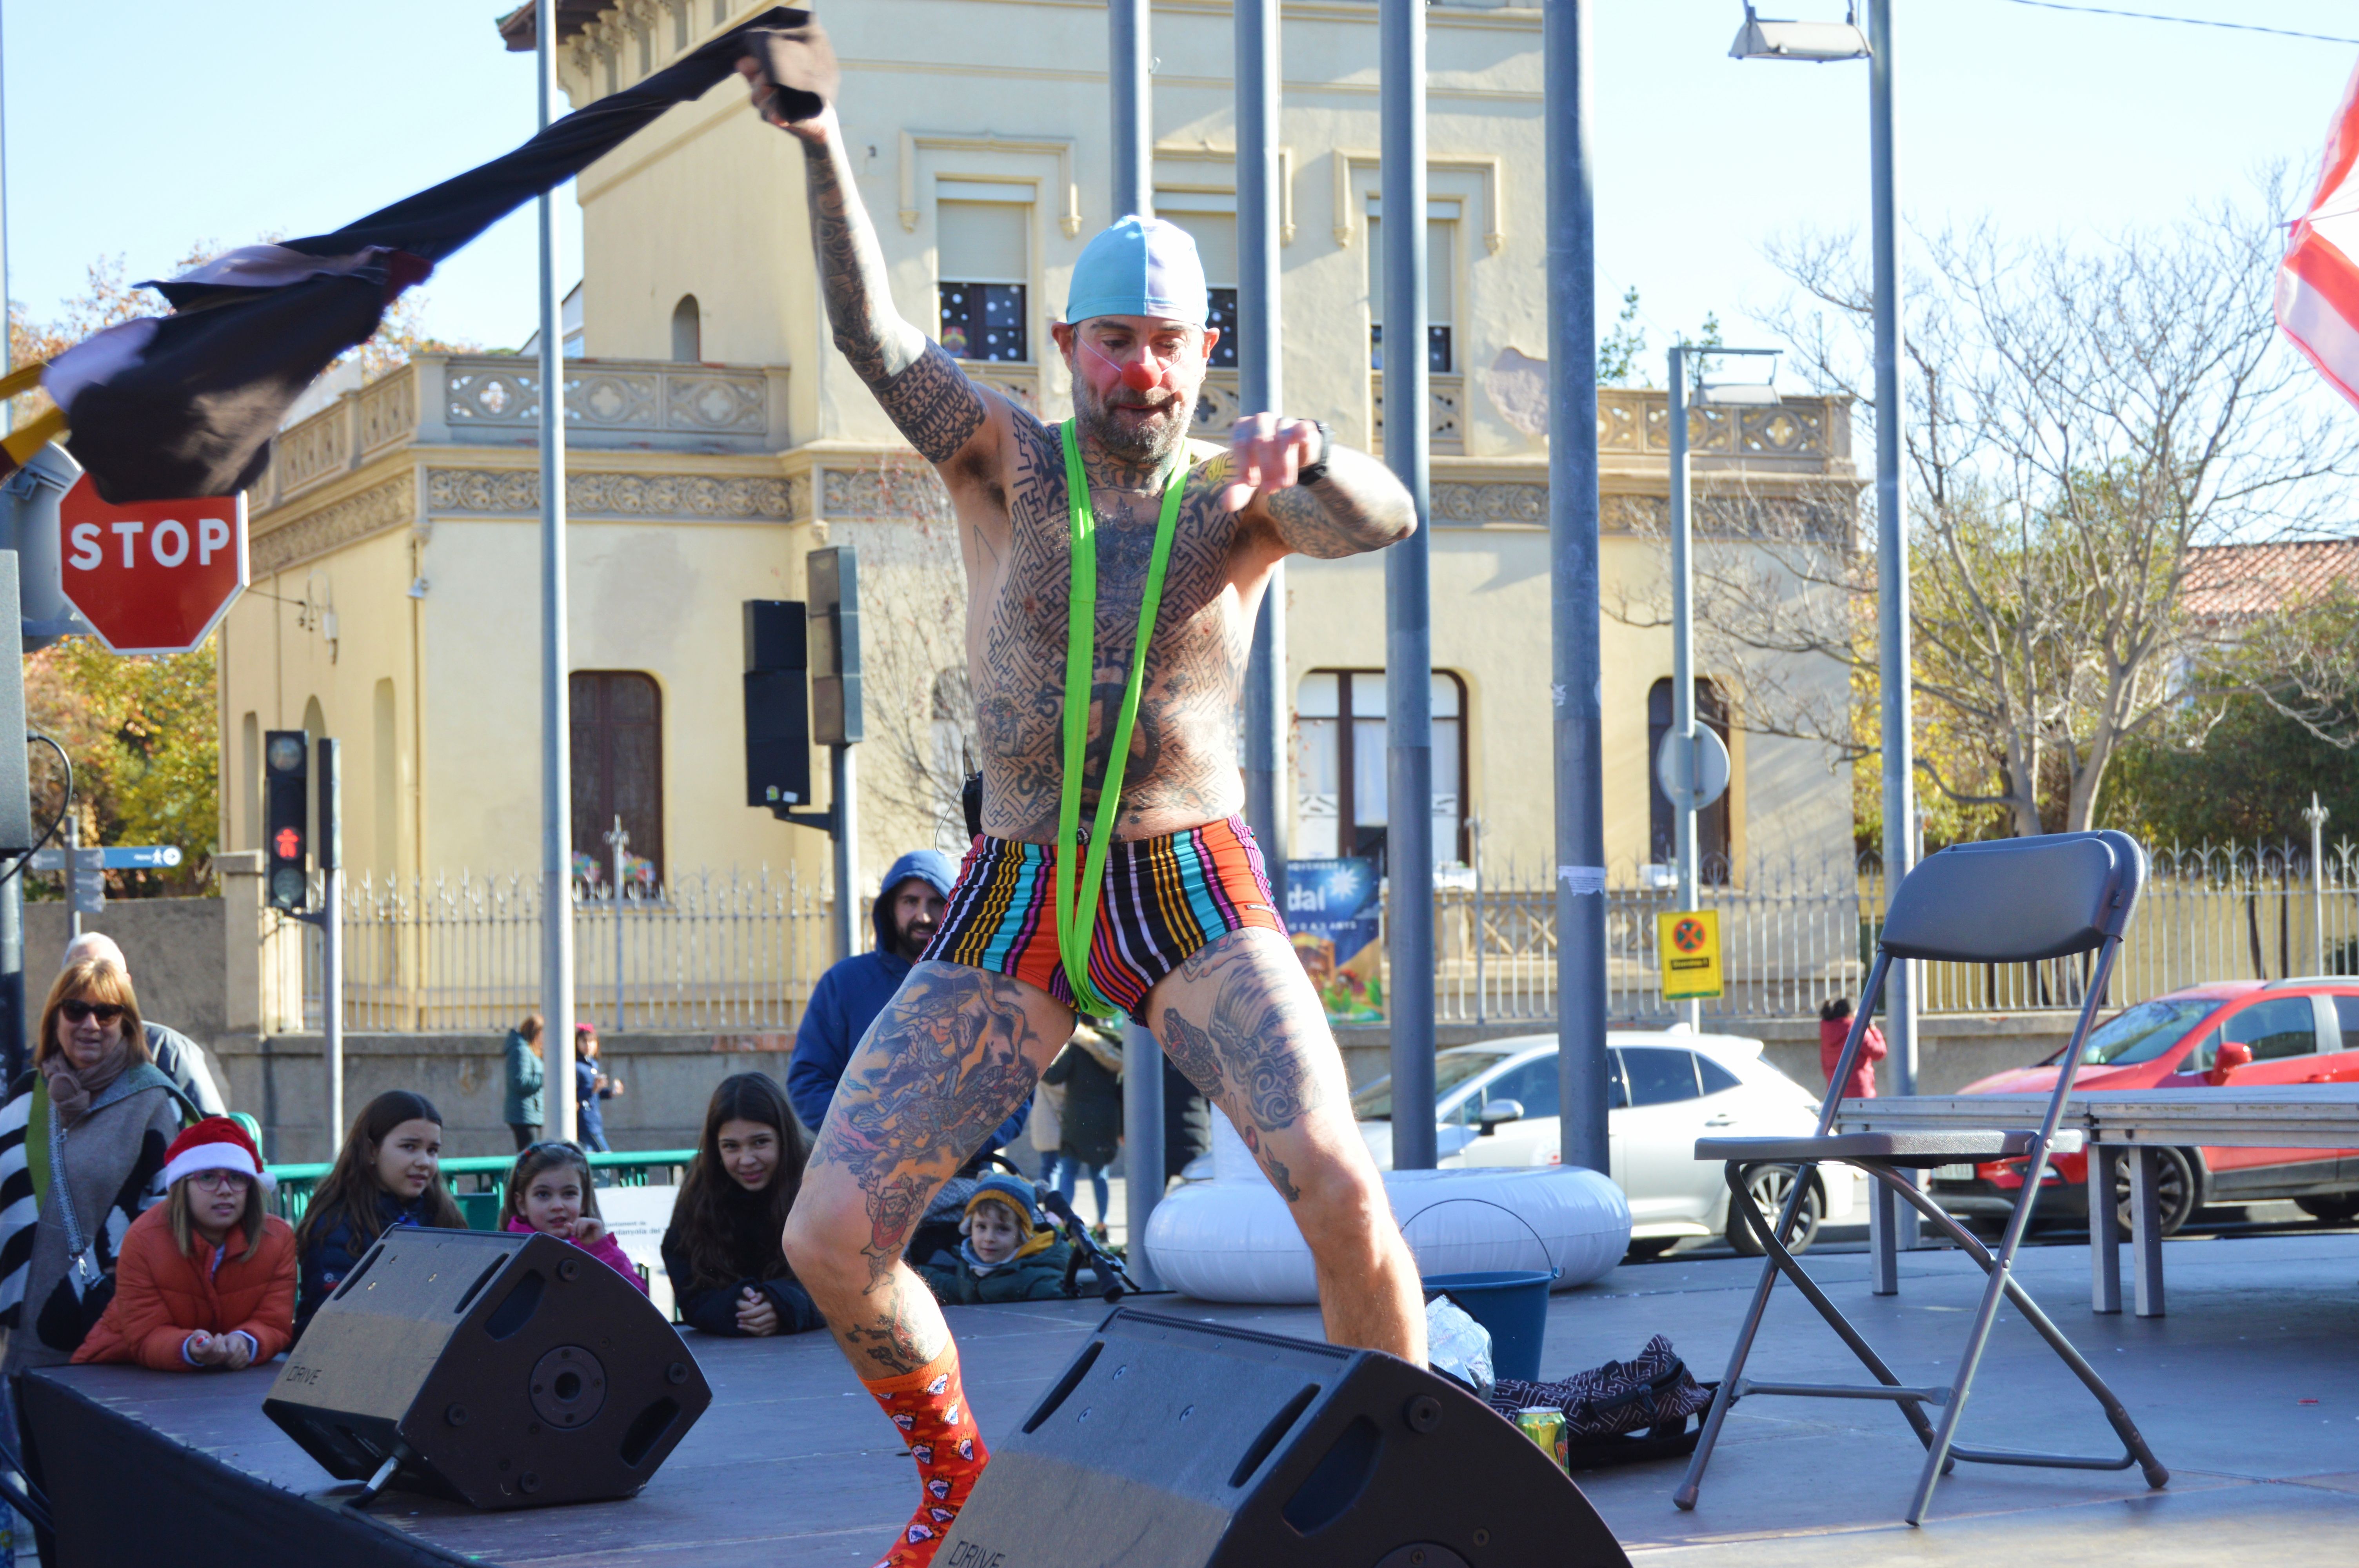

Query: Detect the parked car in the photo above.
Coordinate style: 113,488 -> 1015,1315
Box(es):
1937,978 -> 2359,1236
1350,1029 -> 1856,1256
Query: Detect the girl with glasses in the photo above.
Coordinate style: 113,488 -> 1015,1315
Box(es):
72,1118 -> 295,1370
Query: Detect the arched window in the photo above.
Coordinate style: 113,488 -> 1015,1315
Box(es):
671,294 -> 701,363
1647,677 -> 1730,882
572,671 -> 664,884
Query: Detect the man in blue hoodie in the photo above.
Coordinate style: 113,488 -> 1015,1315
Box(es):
787,850 -> 1024,1161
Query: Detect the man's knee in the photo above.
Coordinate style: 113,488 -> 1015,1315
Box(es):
1284,1142 -> 1398,1258
781,1186 -> 871,1292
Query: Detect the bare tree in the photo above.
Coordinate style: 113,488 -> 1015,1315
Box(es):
1620,191 -> 2359,837
824,453 -> 976,856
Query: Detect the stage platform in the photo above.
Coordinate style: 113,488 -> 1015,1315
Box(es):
32,1229 -> 2359,1566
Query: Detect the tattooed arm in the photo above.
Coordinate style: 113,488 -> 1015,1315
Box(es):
1226,413 -> 1418,560
750,88 -> 990,466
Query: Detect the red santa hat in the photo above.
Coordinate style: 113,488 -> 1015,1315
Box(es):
162,1117 -> 275,1194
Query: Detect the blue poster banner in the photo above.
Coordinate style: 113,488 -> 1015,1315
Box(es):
1285,858 -> 1385,1023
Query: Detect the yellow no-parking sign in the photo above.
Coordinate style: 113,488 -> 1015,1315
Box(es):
1657,909 -> 1723,1000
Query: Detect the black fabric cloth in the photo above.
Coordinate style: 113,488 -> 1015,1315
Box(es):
740,12 -> 838,125
1485,1335 -> 1714,1439
658,1182 -> 823,1338
1042,1044 -> 1121,1169
58,7 -> 816,503
293,1188 -> 440,1339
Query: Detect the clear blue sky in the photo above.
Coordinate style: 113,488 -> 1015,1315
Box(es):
3,2 -> 2356,355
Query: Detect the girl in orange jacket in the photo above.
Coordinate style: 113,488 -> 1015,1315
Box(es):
73,1117 -> 295,1371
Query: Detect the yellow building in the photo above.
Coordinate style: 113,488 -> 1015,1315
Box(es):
217,0 -> 1854,931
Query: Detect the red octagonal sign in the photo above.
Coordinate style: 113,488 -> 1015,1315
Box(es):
58,475 -> 248,655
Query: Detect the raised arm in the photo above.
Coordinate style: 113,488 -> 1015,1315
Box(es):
1227,413 -> 1418,560
742,73 -> 991,466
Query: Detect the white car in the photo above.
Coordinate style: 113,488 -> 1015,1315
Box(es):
1350,1029 -> 1856,1256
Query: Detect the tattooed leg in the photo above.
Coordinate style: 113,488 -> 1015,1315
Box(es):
1149,928 -> 1425,1363
785,961 -> 1071,1375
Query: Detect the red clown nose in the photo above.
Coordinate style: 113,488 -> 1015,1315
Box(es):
1120,360 -> 1162,393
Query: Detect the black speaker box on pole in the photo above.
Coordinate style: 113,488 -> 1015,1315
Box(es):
264,1228 -> 712,1510
934,1308 -> 1631,1568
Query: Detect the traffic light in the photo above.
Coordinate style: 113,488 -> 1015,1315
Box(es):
807,546 -> 863,746
742,601 -> 811,810
265,729 -> 309,911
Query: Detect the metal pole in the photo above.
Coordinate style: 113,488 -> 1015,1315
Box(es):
537,0 -> 576,1143
1109,0 -> 1152,220
831,744 -> 858,960
63,812 -> 78,943
607,814 -> 627,1031
1239,0 -> 1288,930
1667,345 -> 1701,1031
1868,0 -> 1915,1244
1382,0 -> 1436,1171
1546,0 -> 1609,1176
318,738 -> 344,1152
1112,0 -> 1165,1283
2306,793 -> 2329,973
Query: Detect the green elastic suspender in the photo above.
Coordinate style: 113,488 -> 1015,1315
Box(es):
1056,418 -> 1187,1020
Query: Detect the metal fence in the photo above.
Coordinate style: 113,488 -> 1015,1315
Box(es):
1436,841 -> 2359,1027
287,841 -> 2359,1034
287,867 -> 836,1034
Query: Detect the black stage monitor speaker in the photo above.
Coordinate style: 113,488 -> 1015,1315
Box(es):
935,1308 -> 1631,1568
264,1228 -> 713,1510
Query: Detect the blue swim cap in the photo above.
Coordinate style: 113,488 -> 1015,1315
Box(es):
1064,216 -> 1208,328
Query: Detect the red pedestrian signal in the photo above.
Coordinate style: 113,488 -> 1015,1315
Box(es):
274,826 -> 302,861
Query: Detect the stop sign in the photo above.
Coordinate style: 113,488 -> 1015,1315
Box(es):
57,475 -> 248,655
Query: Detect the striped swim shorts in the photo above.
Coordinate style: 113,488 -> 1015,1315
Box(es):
920,815 -> 1288,1017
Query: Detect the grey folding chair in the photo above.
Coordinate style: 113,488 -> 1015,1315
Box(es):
1673,829 -> 2169,1524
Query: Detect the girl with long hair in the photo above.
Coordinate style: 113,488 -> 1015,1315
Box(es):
660,1073 -> 822,1337
73,1118 -> 296,1370
292,1091 -> 465,1337
501,1139 -> 645,1292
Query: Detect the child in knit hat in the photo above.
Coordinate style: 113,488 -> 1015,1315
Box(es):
914,1175 -> 1073,1305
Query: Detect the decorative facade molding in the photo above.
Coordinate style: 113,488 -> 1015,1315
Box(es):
252,474 -> 415,575
899,131 -> 1083,237
1432,481 -> 1546,528
1152,142 -> 1298,245
1332,150 -> 1505,253
818,465 -> 951,523
424,468 -> 804,522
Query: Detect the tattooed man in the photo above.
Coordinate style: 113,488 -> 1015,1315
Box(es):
742,65 -> 1425,1568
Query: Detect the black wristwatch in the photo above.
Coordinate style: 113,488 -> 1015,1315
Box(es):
1297,420 -> 1332,485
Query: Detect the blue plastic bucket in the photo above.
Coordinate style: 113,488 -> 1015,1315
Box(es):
1423,1269 -> 1553,1382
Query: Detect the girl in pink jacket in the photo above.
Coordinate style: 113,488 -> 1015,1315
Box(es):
501,1140 -> 648,1293
1819,996 -> 1888,1101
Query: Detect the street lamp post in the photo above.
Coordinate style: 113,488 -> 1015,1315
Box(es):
536,0 -> 577,1144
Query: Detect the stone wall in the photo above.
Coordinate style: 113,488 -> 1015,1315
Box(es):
214,1030 -> 798,1165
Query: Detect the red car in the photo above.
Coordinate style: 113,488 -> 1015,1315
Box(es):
1931,979 -> 2359,1237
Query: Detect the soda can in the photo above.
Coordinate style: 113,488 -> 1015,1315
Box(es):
1514,1406 -> 1567,1472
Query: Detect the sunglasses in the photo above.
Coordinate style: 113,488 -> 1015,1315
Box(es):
60,1000 -> 125,1025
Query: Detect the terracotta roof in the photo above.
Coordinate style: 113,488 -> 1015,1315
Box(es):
2182,539 -> 2359,620
495,2 -> 612,52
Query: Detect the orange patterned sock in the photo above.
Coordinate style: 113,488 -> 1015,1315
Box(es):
863,1341 -> 990,1568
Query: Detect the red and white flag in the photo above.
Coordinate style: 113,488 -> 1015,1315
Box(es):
2279,58 -> 2359,410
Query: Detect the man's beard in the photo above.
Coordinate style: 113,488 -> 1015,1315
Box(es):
1074,371 -> 1196,470
895,915 -> 935,960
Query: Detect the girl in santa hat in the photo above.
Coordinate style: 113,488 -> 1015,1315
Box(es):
500,1140 -> 646,1292
71,1117 -> 295,1370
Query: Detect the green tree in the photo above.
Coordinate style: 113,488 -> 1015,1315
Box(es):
25,637 -> 219,897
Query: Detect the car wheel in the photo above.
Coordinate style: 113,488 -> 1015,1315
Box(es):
1624,1236 -> 1680,1263
2295,1192 -> 2359,1223
2111,1146 -> 2199,1238
1728,1164 -> 1823,1257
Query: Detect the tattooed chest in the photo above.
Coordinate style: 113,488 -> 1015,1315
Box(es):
970,480 -> 1250,840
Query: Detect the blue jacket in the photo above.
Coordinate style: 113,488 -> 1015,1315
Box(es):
575,1056 -> 615,1146
787,850 -> 1027,1154
502,1029 -> 544,1127
295,1188 -> 440,1339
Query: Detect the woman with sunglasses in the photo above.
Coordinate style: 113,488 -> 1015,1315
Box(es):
72,1118 -> 296,1370
0,959 -> 199,1404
